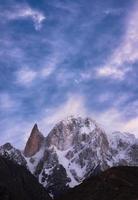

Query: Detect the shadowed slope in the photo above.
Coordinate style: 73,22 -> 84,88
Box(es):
0,156 -> 51,200
58,166 -> 138,200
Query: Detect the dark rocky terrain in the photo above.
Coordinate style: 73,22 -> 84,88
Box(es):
0,156 -> 51,200
58,166 -> 138,200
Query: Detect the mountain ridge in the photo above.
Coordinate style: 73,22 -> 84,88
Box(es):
0,116 -> 138,198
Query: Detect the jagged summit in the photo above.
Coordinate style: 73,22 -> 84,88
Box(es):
57,115 -> 99,127
46,116 -> 103,151
2,142 -> 13,150
24,123 -> 44,157
33,123 -> 39,131
31,123 -> 41,135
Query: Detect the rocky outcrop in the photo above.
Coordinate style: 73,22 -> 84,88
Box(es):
0,142 -> 27,167
24,124 -> 44,157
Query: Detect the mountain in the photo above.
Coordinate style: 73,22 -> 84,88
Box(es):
0,116 -> 138,198
22,117 -> 112,197
0,156 -> 51,200
0,142 -> 27,166
58,166 -> 138,200
34,116 -> 111,196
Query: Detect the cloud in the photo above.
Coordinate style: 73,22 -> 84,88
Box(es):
16,67 -> 37,86
55,69 -> 76,86
38,94 -> 87,134
104,8 -> 123,16
0,93 -> 87,147
38,95 -> 138,138
92,108 -> 138,137
123,117 -> 138,135
98,92 -> 113,103
0,3 -> 46,30
96,66 -> 130,80
40,56 -> 59,78
96,2 -> 138,80
0,93 -> 137,149
0,94 -> 87,148
15,63 -> 57,87
0,93 -> 15,110
0,0 -> 138,150
41,66 -> 56,78
14,6 -> 46,30
0,117 -> 34,149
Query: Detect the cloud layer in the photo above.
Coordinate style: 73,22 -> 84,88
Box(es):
0,0 -> 138,148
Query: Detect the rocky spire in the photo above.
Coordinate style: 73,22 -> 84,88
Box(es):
24,124 -> 44,157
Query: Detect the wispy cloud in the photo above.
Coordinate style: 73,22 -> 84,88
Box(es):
38,94 -> 87,133
36,91 -> 138,138
15,67 -> 37,86
123,117 -> 138,135
96,2 -> 138,80
40,55 -> 59,78
39,94 -> 138,138
0,3 -> 46,30
97,66 -> 130,80
0,117 -> 34,149
0,0 -> 137,149
15,63 -> 57,87
41,66 -> 56,78
0,92 -> 138,149
104,8 -> 123,16
0,93 -> 15,110
92,108 -> 138,137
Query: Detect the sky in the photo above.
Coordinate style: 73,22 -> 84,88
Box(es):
0,0 -> 138,148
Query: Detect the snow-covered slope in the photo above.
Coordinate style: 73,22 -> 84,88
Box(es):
0,116 -> 138,198
109,131 -> 138,166
44,117 -> 110,185
0,143 -> 27,167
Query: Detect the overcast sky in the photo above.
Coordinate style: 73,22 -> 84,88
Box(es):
0,0 -> 138,148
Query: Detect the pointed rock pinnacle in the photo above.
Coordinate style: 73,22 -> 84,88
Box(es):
24,124 -> 44,157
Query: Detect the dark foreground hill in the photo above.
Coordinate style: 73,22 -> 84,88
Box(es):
58,166 -> 138,200
0,156 -> 51,200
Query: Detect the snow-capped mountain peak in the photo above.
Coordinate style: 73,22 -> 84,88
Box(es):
0,116 -> 138,198
46,116 -> 103,151
31,116 -> 111,195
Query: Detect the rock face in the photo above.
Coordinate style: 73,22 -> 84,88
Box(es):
0,156 -> 52,200
24,124 -> 44,157
0,116 -> 138,198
